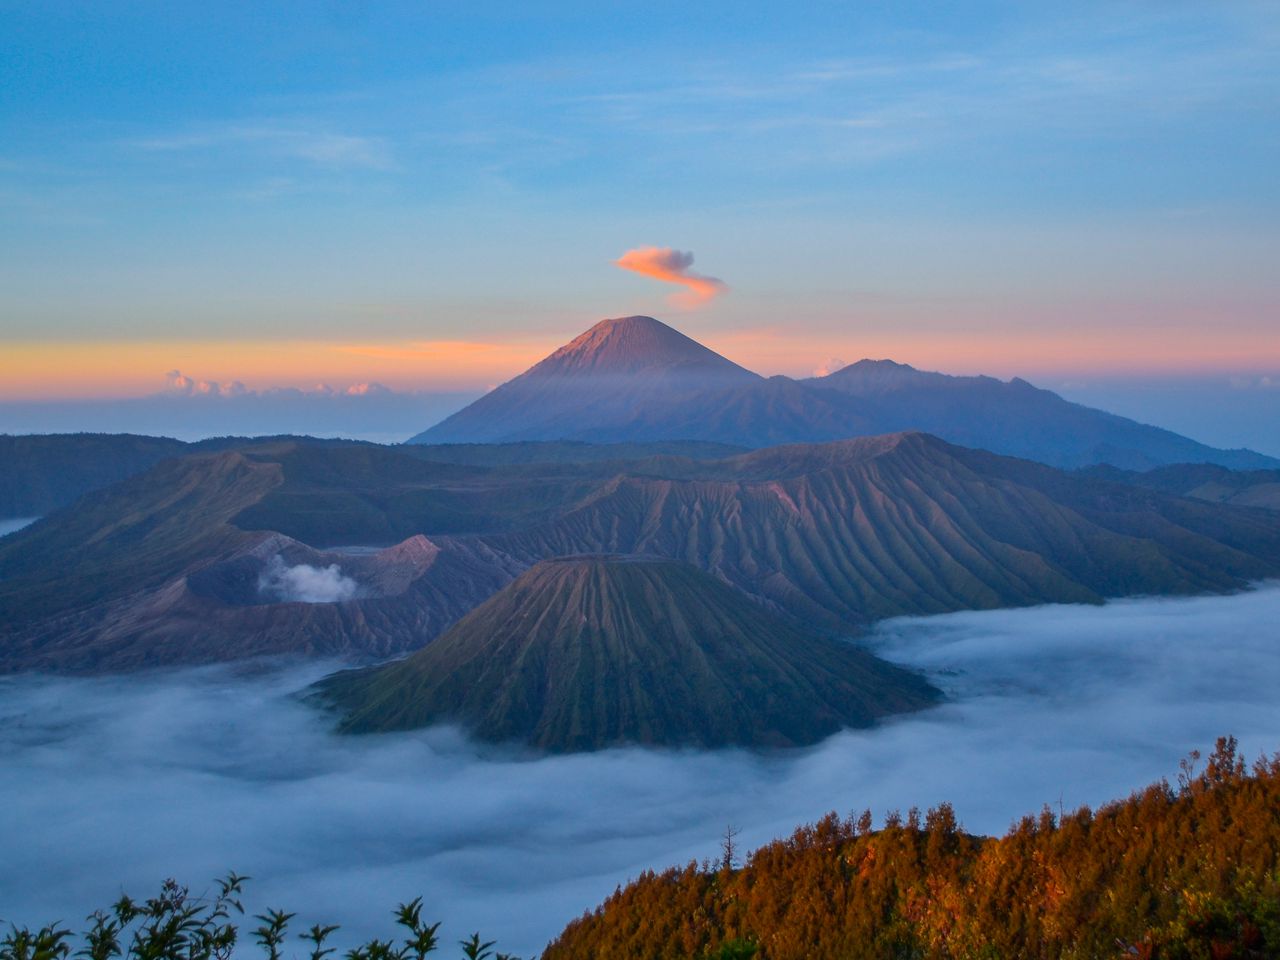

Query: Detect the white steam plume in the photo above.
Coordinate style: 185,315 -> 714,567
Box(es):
258,555 -> 360,603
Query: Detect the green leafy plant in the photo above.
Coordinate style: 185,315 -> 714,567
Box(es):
0,878 -> 525,960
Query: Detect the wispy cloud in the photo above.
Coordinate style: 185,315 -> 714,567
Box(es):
1229,374 -> 1280,391
614,247 -> 728,309
131,123 -> 394,171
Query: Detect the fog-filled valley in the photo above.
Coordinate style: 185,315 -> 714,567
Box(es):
3,585 -> 1278,957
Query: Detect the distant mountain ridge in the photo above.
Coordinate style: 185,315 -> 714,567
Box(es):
411,316 -> 1276,471
0,433 -> 746,521
0,433 -> 187,517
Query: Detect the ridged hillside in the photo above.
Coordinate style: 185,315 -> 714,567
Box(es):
489,433 -> 1280,630
318,556 -> 939,750
4,433 -> 1280,673
0,449 -> 523,672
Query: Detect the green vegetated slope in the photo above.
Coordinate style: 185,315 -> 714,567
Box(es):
490,433 -> 1280,631
0,450 -> 281,625
0,445 -> 524,673
544,738 -> 1280,960
318,555 -> 939,750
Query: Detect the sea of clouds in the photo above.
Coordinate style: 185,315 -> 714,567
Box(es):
2,585 -> 1279,957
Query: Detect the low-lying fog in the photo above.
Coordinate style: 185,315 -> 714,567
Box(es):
4,585 -> 1280,957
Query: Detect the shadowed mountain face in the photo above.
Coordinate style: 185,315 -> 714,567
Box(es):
316,555 -> 940,750
0,433 -> 188,517
0,433 -> 406,521
410,317 -> 1276,471
3,433 -> 1279,675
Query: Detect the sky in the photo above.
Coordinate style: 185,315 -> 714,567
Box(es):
3,585 -> 1280,956
2,2 -> 1279,440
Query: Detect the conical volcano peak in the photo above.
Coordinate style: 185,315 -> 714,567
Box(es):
317,554 -> 940,750
531,315 -> 755,378
409,314 -> 760,442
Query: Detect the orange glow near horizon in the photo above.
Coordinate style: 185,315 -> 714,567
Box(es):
2,326 -> 1278,401
0,339 -> 551,400
702,327 -> 1280,381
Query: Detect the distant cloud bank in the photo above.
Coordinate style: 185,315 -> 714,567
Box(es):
131,122 -> 394,172
162,369 -> 393,400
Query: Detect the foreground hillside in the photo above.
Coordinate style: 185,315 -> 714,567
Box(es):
318,555 -> 939,750
545,737 -> 1280,959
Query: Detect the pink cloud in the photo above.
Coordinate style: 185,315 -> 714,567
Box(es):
813,357 -> 848,377
614,247 -> 728,309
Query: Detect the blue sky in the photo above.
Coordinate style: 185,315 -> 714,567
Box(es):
1,1 -> 1278,440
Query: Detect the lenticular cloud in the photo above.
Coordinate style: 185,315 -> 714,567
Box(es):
614,247 -> 728,308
